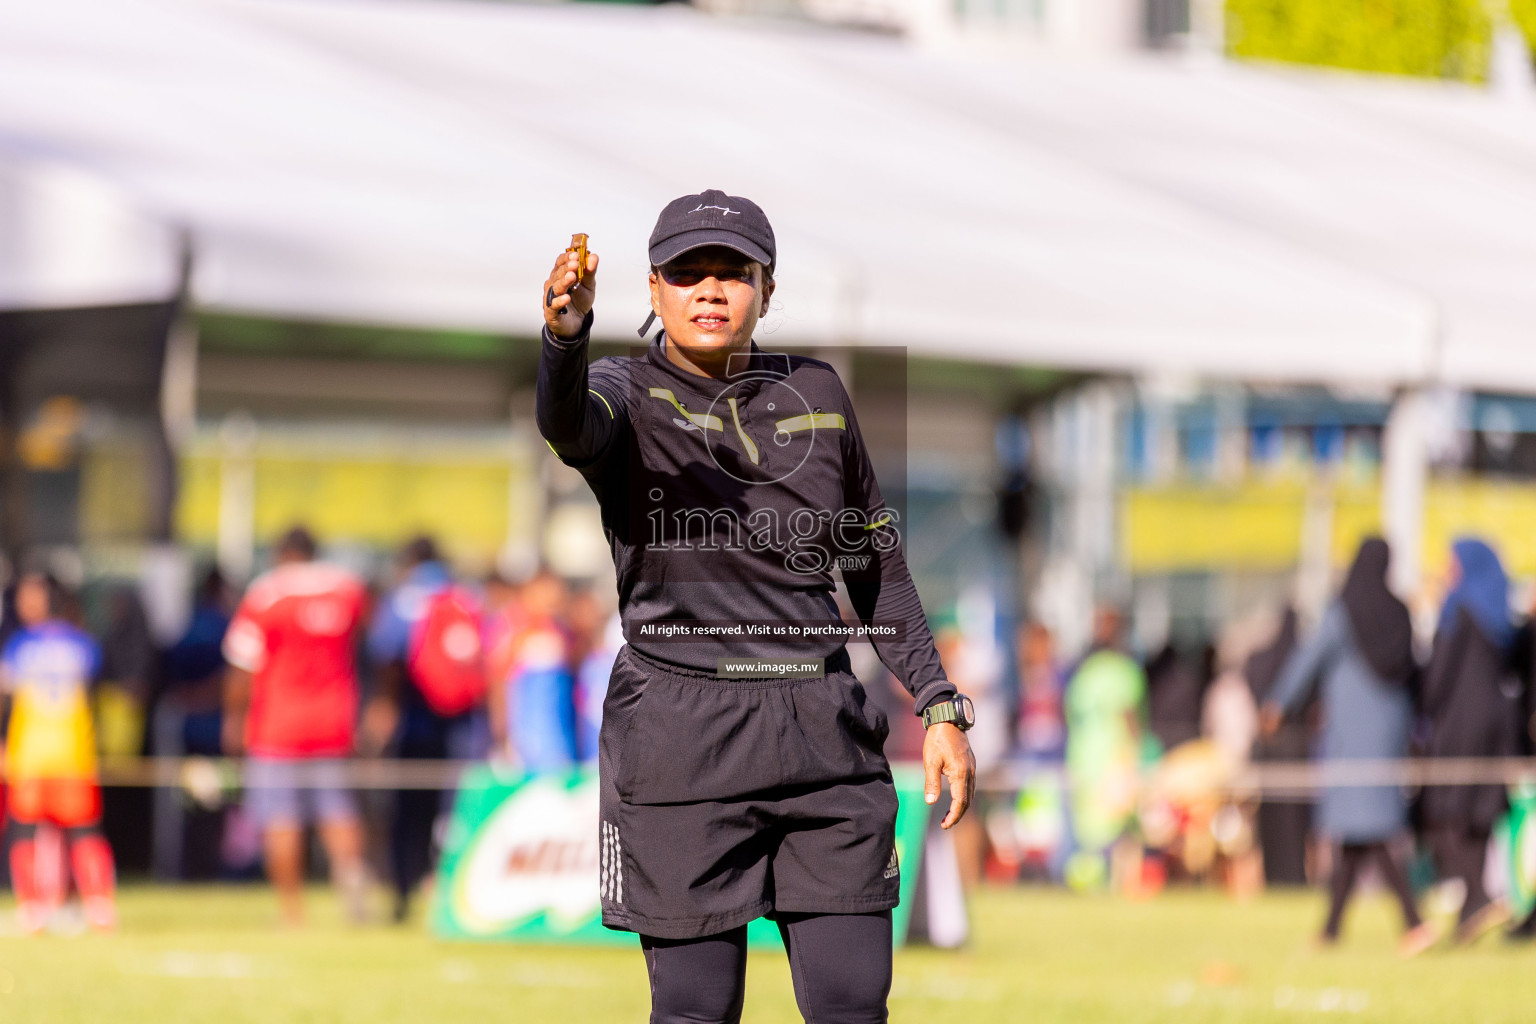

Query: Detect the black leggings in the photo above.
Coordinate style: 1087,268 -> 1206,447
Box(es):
1323,841 -> 1421,939
641,911 -> 892,1024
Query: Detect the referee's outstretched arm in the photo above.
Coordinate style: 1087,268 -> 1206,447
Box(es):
536,247 -> 618,467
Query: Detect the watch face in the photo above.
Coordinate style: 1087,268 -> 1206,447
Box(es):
958,695 -> 976,729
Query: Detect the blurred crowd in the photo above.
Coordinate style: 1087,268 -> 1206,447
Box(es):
0,525 -> 623,928
937,533 -> 1536,953
6,525 -> 1536,948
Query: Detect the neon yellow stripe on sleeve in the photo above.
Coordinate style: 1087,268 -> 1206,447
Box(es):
589,389 -> 615,420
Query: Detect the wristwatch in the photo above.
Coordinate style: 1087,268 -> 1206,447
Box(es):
921,693 -> 975,731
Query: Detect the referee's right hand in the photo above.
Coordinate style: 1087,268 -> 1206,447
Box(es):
543,245 -> 599,339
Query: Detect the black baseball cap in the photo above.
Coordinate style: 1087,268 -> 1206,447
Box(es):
648,189 -> 776,273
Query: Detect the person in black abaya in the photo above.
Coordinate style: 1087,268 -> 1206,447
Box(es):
1421,538 -> 1521,943
1245,607 -> 1313,887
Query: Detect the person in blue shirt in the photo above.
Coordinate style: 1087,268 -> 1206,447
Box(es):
487,568 -> 579,771
0,571 -> 118,933
164,568 -> 235,758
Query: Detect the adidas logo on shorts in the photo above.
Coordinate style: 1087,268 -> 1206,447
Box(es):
883,848 -> 899,880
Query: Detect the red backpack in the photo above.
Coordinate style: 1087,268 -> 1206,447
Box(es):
407,588 -> 488,716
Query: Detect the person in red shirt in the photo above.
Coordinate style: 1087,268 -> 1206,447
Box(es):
222,526 -> 369,925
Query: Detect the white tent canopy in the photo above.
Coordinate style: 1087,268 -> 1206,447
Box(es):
0,156 -> 182,310
1,0 -> 1532,389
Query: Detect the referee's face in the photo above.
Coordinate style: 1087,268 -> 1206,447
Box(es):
649,246 -> 774,370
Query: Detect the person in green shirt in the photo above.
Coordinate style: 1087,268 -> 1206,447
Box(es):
1064,607 -> 1150,887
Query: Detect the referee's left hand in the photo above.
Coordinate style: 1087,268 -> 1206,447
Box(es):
923,723 -> 975,829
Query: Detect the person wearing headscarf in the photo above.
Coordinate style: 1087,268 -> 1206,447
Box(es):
1421,538 -> 1522,943
1245,607 -> 1314,886
1261,538 -> 1434,955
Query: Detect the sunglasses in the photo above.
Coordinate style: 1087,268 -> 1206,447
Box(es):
656,260 -> 759,288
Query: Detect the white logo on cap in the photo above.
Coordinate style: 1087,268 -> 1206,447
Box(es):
691,203 -> 740,216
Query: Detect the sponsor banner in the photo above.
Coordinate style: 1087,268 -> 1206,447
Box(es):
431,764 -> 932,947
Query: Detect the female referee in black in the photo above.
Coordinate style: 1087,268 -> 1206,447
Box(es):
537,190 -> 975,1024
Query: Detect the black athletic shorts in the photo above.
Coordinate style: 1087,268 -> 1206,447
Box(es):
598,645 -> 902,939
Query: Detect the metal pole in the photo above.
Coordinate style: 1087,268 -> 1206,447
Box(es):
1381,387 -> 1428,600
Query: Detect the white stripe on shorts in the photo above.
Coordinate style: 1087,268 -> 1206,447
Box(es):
600,822 -> 623,905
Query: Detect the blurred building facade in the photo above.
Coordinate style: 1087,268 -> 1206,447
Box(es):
4,0 -> 1536,660
1033,379 -> 1536,658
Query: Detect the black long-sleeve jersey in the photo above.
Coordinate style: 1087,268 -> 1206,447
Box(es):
536,313 -> 953,715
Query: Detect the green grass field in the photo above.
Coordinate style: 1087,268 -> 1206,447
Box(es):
0,885 -> 1530,1022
